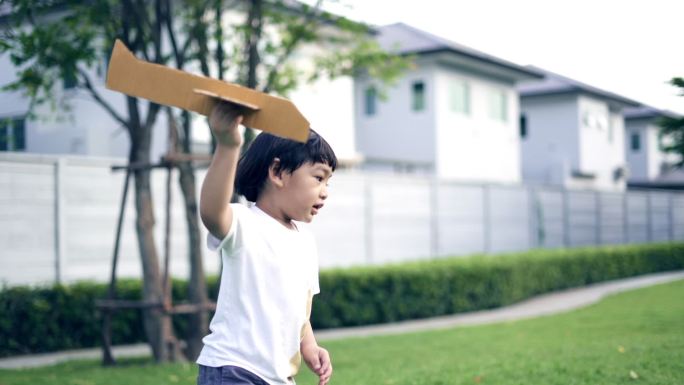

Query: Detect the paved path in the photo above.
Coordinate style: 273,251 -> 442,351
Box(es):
1,270 -> 683,369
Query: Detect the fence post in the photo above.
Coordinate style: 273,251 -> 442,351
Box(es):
528,186 -> 536,249
364,176 -> 373,264
483,184 -> 491,253
669,193 -> 675,241
430,177 -> 439,257
595,191 -> 602,245
563,188 -> 570,247
54,157 -> 66,284
646,192 -> 653,242
623,191 -> 630,244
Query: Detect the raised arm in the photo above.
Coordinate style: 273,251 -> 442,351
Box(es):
200,103 -> 244,240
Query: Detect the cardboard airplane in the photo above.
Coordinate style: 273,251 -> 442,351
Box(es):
105,39 -> 310,143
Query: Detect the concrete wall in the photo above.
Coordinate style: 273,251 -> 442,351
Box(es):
2,153 -> 683,287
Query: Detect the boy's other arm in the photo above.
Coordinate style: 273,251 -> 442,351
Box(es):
301,295 -> 332,385
200,103 -> 244,240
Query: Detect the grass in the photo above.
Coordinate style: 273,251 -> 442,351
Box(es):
1,279 -> 682,385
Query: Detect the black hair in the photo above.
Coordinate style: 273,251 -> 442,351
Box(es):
235,129 -> 338,202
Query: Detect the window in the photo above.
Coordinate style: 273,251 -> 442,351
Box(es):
630,132 -> 641,152
63,68 -> 77,89
0,117 -> 26,151
364,87 -> 377,116
520,114 -> 527,139
412,81 -> 425,111
582,111 -> 607,131
450,80 -> 469,114
488,89 -> 507,122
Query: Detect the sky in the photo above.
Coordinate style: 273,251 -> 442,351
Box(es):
316,0 -> 684,114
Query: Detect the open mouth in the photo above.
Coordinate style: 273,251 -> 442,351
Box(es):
312,203 -> 324,214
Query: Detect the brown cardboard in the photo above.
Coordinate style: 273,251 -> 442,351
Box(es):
106,39 -> 310,142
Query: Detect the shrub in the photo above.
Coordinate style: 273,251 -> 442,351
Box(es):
1,242 -> 682,357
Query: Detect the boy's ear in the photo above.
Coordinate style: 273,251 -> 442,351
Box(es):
268,158 -> 285,187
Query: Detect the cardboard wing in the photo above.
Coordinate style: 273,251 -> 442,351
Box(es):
105,39 -> 309,142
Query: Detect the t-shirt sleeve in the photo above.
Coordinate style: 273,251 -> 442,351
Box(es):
206,203 -> 243,253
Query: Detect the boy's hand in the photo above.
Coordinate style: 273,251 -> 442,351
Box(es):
208,102 -> 244,148
302,345 -> 333,385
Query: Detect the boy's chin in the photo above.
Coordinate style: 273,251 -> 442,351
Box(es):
300,215 -> 314,223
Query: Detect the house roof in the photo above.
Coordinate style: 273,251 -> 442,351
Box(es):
376,23 -> 543,80
623,105 -> 680,120
518,66 -> 641,108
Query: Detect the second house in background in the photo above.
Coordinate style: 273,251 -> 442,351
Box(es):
624,106 -> 681,188
517,67 -> 640,191
354,23 -> 543,183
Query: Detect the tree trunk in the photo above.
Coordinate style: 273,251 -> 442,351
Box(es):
178,110 -> 209,361
132,168 -> 166,361
178,160 -> 209,360
128,98 -> 183,363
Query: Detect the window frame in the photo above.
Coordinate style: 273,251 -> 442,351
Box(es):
488,88 -> 508,122
0,116 -> 27,152
364,86 -> 377,116
630,131 -> 641,152
411,80 -> 426,112
449,80 -> 470,115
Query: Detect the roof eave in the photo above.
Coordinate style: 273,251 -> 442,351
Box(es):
400,48 -> 544,81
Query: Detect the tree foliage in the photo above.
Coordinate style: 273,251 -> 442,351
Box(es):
658,77 -> 684,167
0,0 -> 410,363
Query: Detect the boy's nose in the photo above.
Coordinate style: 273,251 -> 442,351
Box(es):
320,185 -> 328,200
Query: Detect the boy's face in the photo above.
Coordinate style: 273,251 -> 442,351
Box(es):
279,161 -> 333,223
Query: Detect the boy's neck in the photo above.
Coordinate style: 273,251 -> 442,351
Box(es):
255,198 -> 296,230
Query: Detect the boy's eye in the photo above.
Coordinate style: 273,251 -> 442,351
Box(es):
315,176 -> 324,182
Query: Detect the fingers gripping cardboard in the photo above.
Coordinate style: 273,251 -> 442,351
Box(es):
105,39 -> 310,142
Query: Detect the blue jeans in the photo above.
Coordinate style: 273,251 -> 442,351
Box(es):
197,365 -> 270,385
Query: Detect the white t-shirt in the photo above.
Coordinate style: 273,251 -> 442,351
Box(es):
196,203 -> 320,385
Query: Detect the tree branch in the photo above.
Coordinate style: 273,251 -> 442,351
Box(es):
164,0 -> 183,67
214,0 -> 225,80
77,68 -> 129,130
123,0 -> 152,61
263,0 -> 323,93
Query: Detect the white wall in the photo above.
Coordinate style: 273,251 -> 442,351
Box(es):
576,95 -> 626,191
0,55 -> 30,117
354,62 -> 437,171
289,76 -> 357,162
520,93 -> 579,185
434,67 -> 521,182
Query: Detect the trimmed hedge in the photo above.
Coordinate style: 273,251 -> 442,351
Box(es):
310,242 -> 684,328
1,243 -> 683,357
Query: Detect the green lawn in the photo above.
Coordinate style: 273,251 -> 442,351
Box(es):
1,280 -> 683,385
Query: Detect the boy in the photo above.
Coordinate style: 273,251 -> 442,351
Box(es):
197,102 -> 336,385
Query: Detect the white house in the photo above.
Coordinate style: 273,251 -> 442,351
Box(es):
354,23 -> 543,183
625,106 -> 676,181
517,67 -> 641,191
0,5 -> 359,164
624,106 -> 681,187
0,50 -> 170,159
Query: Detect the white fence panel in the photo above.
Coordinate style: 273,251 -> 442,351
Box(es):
1,153 -> 682,287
